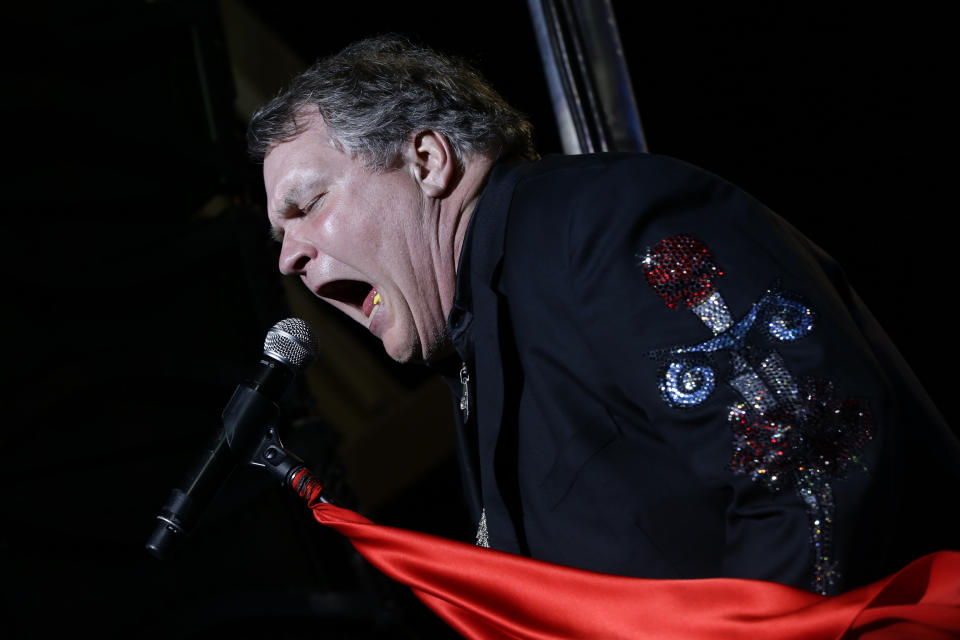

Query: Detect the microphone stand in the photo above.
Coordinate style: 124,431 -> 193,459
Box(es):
146,384 -> 327,559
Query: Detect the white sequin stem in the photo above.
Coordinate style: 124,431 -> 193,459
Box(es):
798,471 -> 839,595
690,291 -> 733,334
758,351 -> 800,406
730,371 -> 778,412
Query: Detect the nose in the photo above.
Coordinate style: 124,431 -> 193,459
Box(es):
278,234 -> 315,276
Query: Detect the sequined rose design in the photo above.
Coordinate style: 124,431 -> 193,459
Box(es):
729,378 -> 874,492
642,232 -> 874,594
641,235 -> 723,309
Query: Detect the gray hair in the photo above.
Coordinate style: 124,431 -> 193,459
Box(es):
247,35 -> 539,171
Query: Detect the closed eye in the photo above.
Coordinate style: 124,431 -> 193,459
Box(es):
304,192 -> 326,212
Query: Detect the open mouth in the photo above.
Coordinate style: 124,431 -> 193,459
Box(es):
316,279 -> 379,317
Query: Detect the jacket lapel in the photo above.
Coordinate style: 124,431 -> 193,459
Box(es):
471,283 -> 521,552
461,161 -> 538,554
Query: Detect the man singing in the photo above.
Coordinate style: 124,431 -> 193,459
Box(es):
246,35 -> 959,597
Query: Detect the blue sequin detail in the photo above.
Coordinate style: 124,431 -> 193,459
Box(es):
649,287 -> 817,412
661,361 -> 716,407
661,288 -> 813,361
761,293 -> 816,341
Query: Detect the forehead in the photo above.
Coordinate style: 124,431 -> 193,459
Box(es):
265,113 -> 332,173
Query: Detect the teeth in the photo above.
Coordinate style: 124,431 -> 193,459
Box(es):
372,292 -> 381,306
368,296 -> 382,322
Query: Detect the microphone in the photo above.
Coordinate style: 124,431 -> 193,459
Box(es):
145,318 -> 319,559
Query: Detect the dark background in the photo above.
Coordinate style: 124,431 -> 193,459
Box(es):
2,2 -> 954,638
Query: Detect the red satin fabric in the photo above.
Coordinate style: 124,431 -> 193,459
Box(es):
293,472 -> 960,639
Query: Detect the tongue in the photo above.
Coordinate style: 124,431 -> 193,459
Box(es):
362,288 -> 379,317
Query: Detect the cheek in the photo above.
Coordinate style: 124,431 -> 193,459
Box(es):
345,215 -> 387,257
356,196 -> 408,253
339,173 -> 424,264
314,195 -> 378,253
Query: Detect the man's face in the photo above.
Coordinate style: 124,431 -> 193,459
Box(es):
263,112 -> 448,363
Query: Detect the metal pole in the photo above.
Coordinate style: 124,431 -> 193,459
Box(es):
526,0 -> 647,154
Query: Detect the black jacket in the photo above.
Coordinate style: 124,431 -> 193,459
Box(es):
444,152 -> 960,594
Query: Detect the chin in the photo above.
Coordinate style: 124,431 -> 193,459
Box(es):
382,328 -> 451,365
381,332 -> 423,364
385,349 -> 419,364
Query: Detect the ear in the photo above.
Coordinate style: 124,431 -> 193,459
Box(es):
405,130 -> 456,198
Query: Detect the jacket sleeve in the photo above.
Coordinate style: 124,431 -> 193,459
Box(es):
548,153 -> 913,592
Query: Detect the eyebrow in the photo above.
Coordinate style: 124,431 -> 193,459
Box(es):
271,187 -> 305,218
268,185 -> 306,243
269,172 -> 325,242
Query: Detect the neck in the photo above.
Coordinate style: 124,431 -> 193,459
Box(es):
435,154 -> 496,319
452,156 -> 495,271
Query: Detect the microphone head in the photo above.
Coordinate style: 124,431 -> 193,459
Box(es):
263,318 -> 319,371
